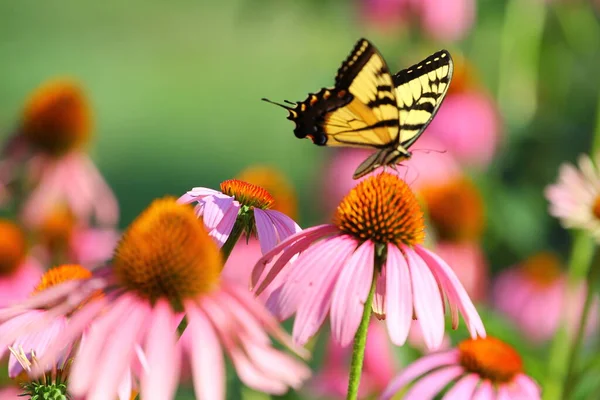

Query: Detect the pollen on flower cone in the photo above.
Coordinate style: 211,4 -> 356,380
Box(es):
459,337 -> 522,383
112,197 -> 223,307
34,264 -> 92,293
20,79 -> 91,155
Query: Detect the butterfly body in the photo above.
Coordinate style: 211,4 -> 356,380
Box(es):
264,39 -> 453,179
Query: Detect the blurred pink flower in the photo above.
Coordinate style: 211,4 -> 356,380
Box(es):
407,320 -> 451,354
425,91 -> 500,168
434,241 -> 489,302
320,136 -> 461,216
0,198 -> 309,400
545,153 -> 600,241
179,179 -> 300,253
381,337 -> 541,399
361,0 -> 410,30
21,152 -> 119,228
0,386 -> 21,399
310,321 -> 398,399
253,173 -> 484,349
492,252 -> 598,343
0,220 -> 43,307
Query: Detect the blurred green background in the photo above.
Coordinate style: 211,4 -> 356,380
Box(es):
2,0 -> 600,398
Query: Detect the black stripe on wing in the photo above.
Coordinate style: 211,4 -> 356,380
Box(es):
335,38 -> 378,89
392,49 -> 453,86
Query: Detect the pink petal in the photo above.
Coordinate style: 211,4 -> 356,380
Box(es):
141,300 -> 180,400
330,240 -> 375,346
265,209 -> 302,238
185,300 -> 225,400
177,187 -> 221,204
228,346 -> 289,394
415,245 -> 486,338
385,244 -> 413,346
203,195 -> 235,231
292,236 -> 357,345
255,208 -> 280,254
514,374 -> 541,398
372,263 -> 386,319
472,379 -> 494,399
404,365 -> 464,399
380,350 -> 459,400
404,247 -> 445,350
0,310 -> 45,359
442,373 -> 479,400
252,224 -> 339,292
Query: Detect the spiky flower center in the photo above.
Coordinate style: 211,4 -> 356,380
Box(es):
39,206 -> 76,257
21,79 -> 90,156
459,337 -> 523,384
236,166 -> 297,219
421,178 -> 485,242
113,197 -> 222,309
521,252 -> 562,287
0,220 -> 26,276
220,179 -> 274,210
34,264 -> 92,293
333,173 -> 425,246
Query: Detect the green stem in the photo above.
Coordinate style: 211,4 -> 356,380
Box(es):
543,232 -> 595,400
220,219 -> 245,263
564,260 -> 599,399
346,266 -> 378,400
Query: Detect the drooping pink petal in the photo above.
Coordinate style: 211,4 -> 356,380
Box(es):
202,195 -> 235,231
209,201 -> 240,246
255,208 -> 280,254
514,374 -> 541,398
292,236 -> 357,345
330,240 -> 375,346
177,187 -> 222,205
0,310 -> 45,360
404,246 -> 445,350
404,365 -> 464,399
141,300 -> 180,400
442,372 -> 479,399
380,350 -> 460,400
385,244 -> 413,346
251,224 -> 339,291
265,209 -> 302,238
472,379 -> 494,399
372,263 -> 386,319
185,300 -> 225,400
117,369 -> 133,400
228,346 -> 289,394
415,245 -> 486,338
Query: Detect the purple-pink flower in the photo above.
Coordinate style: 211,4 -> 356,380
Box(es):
0,198 -> 309,400
380,337 -> 541,399
179,179 -> 300,253
252,173 -> 485,349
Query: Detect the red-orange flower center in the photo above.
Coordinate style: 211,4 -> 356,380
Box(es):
333,172 -> 425,246
592,196 -> 600,220
236,166 -> 298,219
0,220 -> 27,276
459,337 -> 523,383
220,179 -> 275,210
520,252 -> 562,287
20,79 -> 91,156
113,197 -> 222,309
421,178 -> 485,242
34,264 -> 92,293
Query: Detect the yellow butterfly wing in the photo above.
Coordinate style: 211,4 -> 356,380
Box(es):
393,50 -> 453,149
263,38 -> 400,149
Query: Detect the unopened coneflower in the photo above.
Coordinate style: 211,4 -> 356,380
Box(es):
380,336 -> 541,399
420,177 -> 485,242
0,197 -> 309,400
9,347 -> 71,400
0,219 -> 43,306
252,173 -> 485,349
0,79 -> 118,228
179,178 -> 300,256
493,252 -> 598,343
545,153 -> 600,241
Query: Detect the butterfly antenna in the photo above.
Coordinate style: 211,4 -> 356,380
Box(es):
261,98 -> 295,110
411,147 -> 447,155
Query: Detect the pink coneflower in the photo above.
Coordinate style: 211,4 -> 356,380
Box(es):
253,172 -> 485,349
545,153 -> 600,241
492,252 -> 598,343
0,220 -> 43,307
380,336 -> 541,399
310,322 -> 398,399
320,136 -> 461,216
0,386 -> 21,399
434,242 -> 489,302
32,206 -> 119,268
0,79 -> 118,227
0,198 -> 309,400
179,179 -> 300,253
424,55 -> 501,169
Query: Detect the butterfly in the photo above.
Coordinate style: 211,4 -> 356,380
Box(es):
263,38 -> 453,179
